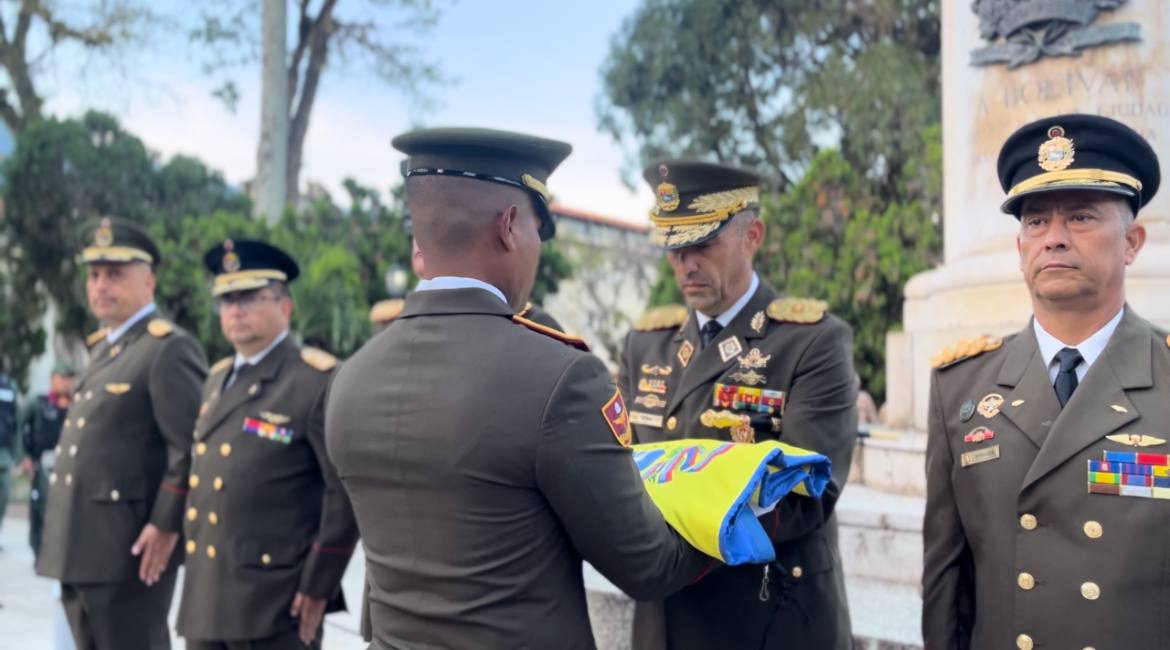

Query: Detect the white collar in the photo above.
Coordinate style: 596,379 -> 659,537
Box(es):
106,303 -> 157,343
1033,307 -> 1124,382
414,276 -> 508,306
695,273 -> 760,330
234,329 -> 289,369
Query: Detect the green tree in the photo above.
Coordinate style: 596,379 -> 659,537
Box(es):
600,0 -> 942,400
191,0 -> 446,203
533,244 -> 573,305
646,257 -> 682,308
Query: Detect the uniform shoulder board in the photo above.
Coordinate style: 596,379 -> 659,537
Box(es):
1165,333 -> 1170,349
512,315 -> 590,351
635,304 -> 687,331
86,328 -> 108,348
517,302 -> 534,318
300,347 -> 338,372
147,319 -> 175,337
209,356 -> 234,375
767,297 -> 827,324
931,335 -> 1004,370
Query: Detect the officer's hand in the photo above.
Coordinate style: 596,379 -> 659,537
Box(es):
130,524 -> 179,586
290,592 -> 327,645
18,457 -> 34,477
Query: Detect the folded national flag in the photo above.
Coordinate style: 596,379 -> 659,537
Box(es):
631,438 -> 832,566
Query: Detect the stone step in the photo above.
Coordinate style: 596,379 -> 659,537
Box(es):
837,484 -> 924,587
851,428 -> 927,496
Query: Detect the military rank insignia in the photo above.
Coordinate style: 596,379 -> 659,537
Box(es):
602,390 -> 632,447
1088,451 -> 1170,498
718,337 -> 743,362
677,341 -> 694,368
243,416 -> 293,444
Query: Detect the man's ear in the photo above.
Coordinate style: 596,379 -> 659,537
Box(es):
496,205 -> 520,252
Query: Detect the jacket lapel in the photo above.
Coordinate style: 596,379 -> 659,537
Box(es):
994,325 -> 1060,450
666,283 -> 775,417
196,338 -> 293,440
77,317 -> 151,391
1021,309 -> 1149,490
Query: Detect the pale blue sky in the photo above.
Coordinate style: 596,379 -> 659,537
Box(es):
41,1 -> 647,220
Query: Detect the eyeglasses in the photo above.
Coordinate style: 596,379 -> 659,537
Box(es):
213,290 -> 282,313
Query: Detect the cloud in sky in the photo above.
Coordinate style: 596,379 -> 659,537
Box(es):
37,0 -> 650,224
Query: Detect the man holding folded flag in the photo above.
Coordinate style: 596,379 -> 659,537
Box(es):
619,161 -> 859,649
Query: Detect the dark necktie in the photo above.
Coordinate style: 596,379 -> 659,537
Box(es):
225,362 -> 252,390
701,320 -> 724,349
1053,347 -> 1083,408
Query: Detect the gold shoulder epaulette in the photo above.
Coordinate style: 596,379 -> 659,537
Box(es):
301,347 -> 338,372
1165,333 -> 1170,349
86,328 -> 107,348
767,297 -> 827,324
209,356 -> 233,375
147,319 -> 174,337
931,335 -> 1004,370
512,315 -> 590,351
635,304 -> 687,331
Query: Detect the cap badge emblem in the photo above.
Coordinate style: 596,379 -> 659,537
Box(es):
1037,125 -> 1075,172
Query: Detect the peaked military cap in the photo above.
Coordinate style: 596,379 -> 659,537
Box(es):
643,160 -> 764,249
998,113 -> 1160,216
80,217 -> 161,266
392,127 -> 572,241
203,239 -> 299,297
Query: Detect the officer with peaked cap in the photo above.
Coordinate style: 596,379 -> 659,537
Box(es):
327,128 -> 707,649
923,114 -> 1167,649
618,161 -> 857,649
177,239 -> 358,650
37,217 -> 207,650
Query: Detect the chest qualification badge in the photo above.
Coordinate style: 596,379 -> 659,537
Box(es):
977,393 -> 1004,419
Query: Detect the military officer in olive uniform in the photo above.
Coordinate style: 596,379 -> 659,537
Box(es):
37,217 -> 207,650
327,128 -> 708,650
619,161 -> 858,650
923,114 -> 1168,650
177,239 -> 358,650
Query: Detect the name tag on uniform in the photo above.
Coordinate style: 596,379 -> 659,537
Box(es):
629,411 -> 664,428
961,445 -> 1000,468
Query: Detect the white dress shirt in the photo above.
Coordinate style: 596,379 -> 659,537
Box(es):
694,273 -> 760,331
414,276 -> 508,305
107,303 -> 157,343
1033,307 -> 1124,384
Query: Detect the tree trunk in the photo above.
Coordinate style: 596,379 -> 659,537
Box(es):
285,0 -> 337,206
255,0 -> 289,225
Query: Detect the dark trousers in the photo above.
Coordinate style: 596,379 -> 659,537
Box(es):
29,465 -> 48,558
185,627 -> 322,650
61,566 -> 177,650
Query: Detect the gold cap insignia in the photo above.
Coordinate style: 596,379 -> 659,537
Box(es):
1038,125 -> 1075,172
655,164 -> 680,212
94,217 -> 114,246
222,239 -> 241,273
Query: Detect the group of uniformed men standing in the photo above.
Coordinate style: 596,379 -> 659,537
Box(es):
18,109 -> 1166,650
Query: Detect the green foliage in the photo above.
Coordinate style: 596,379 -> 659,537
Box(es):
602,0 -> 942,400
647,257 -> 682,308
0,112 -> 420,380
533,244 -> 573,305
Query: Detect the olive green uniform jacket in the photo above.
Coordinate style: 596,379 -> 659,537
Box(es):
924,308 -> 1170,649
177,336 -> 358,642
326,287 -> 708,650
618,282 -> 857,650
